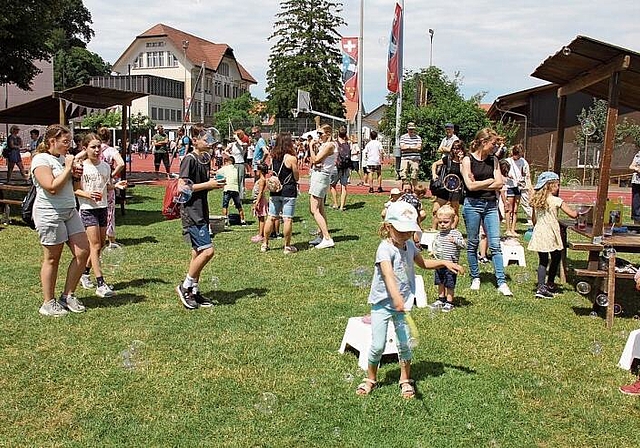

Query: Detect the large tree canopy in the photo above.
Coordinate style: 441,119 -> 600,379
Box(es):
0,0 -> 94,90
266,0 -> 346,118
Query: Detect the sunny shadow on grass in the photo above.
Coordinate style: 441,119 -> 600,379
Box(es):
1,185 -> 640,447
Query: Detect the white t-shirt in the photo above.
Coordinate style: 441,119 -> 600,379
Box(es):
78,160 -> 111,209
364,140 -> 383,166
350,143 -> 360,162
439,134 -> 459,152
316,142 -> 337,175
31,153 -> 76,210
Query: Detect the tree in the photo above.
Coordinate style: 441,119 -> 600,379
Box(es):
81,111 -> 122,130
380,66 -> 490,179
213,93 -> 261,139
130,112 -> 155,137
54,47 -> 111,90
573,98 -> 640,150
266,0 -> 346,118
0,0 -> 95,90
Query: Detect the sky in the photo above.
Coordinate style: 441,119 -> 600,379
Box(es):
83,0 -> 640,112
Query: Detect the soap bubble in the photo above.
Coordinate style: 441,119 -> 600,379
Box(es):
614,304 -> 623,315
591,341 -> 603,355
351,266 -> 371,289
378,36 -> 389,47
343,373 -> 354,383
595,294 -> 609,307
589,311 -> 599,319
210,276 -> 220,290
333,427 -> 341,439
633,315 -> 640,320
566,178 -> 582,190
101,243 -> 125,275
317,266 -> 326,277
602,245 -> 617,259
576,282 -> 591,295
175,179 -> 194,203
255,392 -> 278,415
121,340 -> 146,371
514,272 -> 530,284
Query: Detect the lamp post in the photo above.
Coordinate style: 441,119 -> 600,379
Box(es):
182,40 -> 189,124
428,29 -> 434,67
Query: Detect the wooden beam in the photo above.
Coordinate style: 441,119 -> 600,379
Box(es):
592,71 -> 621,238
58,99 -> 66,125
552,94 -> 567,174
557,54 -> 630,98
121,105 -> 128,181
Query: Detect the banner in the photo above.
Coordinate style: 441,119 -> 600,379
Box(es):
341,37 -> 359,103
387,3 -> 403,93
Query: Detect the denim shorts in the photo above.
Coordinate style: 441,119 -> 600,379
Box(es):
506,187 -> 521,197
80,208 -> 108,228
268,196 -> 297,219
434,267 -> 457,289
222,190 -> 242,210
34,207 -> 85,246
183,224 -> 213,251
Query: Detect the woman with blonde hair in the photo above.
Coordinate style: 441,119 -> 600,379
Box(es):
308,124 -> 337,249
31,125 -> 89,316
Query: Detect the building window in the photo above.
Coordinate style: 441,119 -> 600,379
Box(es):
233,86 -> 238,98
158,51 -> 165,67
134,52 -> 143,69
172,54 -> 178,67
165,108 -> 170,120
146,41 -> 165,48
157,108 -> 163,120
223,83 -> 230,98
214,81 -> 221,96
171,109 -> 176,122
151,107 -> 157,120
219,62 -> 229,77
177,110 -> 182,122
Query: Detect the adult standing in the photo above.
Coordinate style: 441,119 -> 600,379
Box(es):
460,128 -> 513,296
308,124 -> 337,249
230,129 -> 248,198
261,132 -> 299,254
152,125 -> 171,179
399,122 -> 422,189
31,125 -> 90,316
510,144 -> 534,226
349,134 -> 363,185
6,125 -> 28,183
364,130 -> 384,193
437,123 -> 459,154
252,126 -> 269,175
629,148 -> 640,224
430,140 -> 466,229
331,126 -> 352,210
504,144 -> 530,236
29,129 -> 40,154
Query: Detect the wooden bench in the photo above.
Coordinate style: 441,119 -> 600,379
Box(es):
0,184 -> 31,224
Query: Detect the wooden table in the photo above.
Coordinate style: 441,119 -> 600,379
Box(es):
0,184 -> 31,224
562,220 -> 640,328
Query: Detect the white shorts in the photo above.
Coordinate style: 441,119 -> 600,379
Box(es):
34,207 -> 85,246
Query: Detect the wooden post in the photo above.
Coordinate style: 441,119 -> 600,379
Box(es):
58,99 -> 66,125
606,253 -> 616,329
552,95 -> 566,175
120,104 -> 128,181
592,72 -> 621,239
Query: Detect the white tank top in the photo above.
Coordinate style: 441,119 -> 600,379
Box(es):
317,142 -> 337,175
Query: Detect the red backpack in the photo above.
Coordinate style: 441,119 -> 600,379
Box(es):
162,179 -> 181,220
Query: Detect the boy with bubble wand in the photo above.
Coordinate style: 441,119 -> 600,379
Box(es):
356,201 -> 464,398
175,124 -> 225,310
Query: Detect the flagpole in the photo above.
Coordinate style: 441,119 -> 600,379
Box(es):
393,0 -> 404,174
357,0 -> 363,156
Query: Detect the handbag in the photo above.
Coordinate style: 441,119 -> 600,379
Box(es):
266,160 -> 285,193
429,156 -> 449,195
21,184 -> 37,229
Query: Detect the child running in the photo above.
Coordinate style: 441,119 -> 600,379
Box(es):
250,163 -> 269,243
356,201 -> 464,398
75,133 -> 126,298
527,171 -> 578,298
429,205 -> 466,312
217,154 -> 247,226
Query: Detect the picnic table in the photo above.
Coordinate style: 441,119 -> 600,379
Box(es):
0,184 -> 30,225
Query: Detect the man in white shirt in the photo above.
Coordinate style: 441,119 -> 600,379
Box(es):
438,123 -> 459,154
364,130 -> 384,193
399,122 -> 422,189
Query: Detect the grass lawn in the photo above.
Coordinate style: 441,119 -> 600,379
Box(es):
1,185 -> 640,447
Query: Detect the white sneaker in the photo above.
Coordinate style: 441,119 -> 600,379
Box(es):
80,274 -> 94,289
470,278 -> 481,290
315,238 -> 335,249
498,283 -> 513,296
96,284 -> 116,298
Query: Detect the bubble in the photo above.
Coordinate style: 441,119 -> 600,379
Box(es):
175,179 -> 194,203
566,179 -> 582,190
378,36 -> 389,47
488,439 -> 501,448
351,266 -> 371,289
589,311 -> 599,319
602,245 -> 617,259
210,276 -> 220,290
614,304 -> 623,316
343,373 -> 354,383
121,340 -> 146,371
562,46 -> 571,56
595,294 -> 609,307
634,315 -> 640,320
429,306 -> 440,319
571,193 -> 589,205
514,272 -> 530,284
576,282 -> 591,295
333,427 -> 341,439
255,392 -> 277,415
301,220 -> 307,230
101,243 -> 125,275
591,341 -> 603,355
466,423 -> 474,430
408,337 -> 419,350
317,266 -> 326,277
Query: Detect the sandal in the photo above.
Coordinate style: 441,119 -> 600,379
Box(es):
399,379 -> 415,399
356,378 -> 377,396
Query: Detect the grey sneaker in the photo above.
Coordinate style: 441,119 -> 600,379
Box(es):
535,285 -> 553,299
309,236 -> 323,246
176,285 -> 198,309
39,299 -> 69,317
59,294 -> 86,313
442,302 -> 455,312
192,291 -> 213,308
80,274 -> 94,289
96,284 -> 115,298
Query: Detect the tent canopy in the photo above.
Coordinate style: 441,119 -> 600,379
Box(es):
0,85 -> 147,125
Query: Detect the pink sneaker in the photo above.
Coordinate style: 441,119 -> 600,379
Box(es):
619,380 -> 640,396
250,235 -> 264,243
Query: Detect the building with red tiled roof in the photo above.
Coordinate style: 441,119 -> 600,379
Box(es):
106,23 -> 256,130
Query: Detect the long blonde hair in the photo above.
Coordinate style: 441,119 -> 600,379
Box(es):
530,181 -> 559,211
469,128 -> 497,153
35,124 -> 70,154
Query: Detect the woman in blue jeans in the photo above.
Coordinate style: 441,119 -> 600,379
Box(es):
460,128 -> 513,296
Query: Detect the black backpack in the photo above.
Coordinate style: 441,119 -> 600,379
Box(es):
336,140 -> 351,169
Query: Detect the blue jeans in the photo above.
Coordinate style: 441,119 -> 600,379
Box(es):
463,197 -> 506,286
368,304 -> 412,366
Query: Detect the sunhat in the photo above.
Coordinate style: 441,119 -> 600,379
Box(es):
385,201 -> 421,232
534,171 -> 560,190
390,187 -> 401,195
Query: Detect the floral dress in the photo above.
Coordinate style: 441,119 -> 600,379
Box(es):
527,195 -> 564,253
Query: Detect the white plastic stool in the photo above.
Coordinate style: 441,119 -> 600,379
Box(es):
420,231 -> 438,252
339,317 -> 398,370
501,241 -> 526,267
405,275 -> 427,310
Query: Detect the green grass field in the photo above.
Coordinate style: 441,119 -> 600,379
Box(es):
1,185 -> 640,447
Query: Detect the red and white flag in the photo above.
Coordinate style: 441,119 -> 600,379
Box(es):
341,37 -> 359,103
387,3 -> 403,93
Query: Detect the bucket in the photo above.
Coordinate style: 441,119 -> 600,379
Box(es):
209,215 -> 226,235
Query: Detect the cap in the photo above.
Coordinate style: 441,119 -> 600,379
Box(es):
385,201 -> 421,232
407,122 -> 416,130
534,171 -> 559,190
390,187 -> 401,195
445,123 -> 455,129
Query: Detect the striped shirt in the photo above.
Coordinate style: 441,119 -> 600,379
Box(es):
433,229 -> 465,262
399,132 -> 422,160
